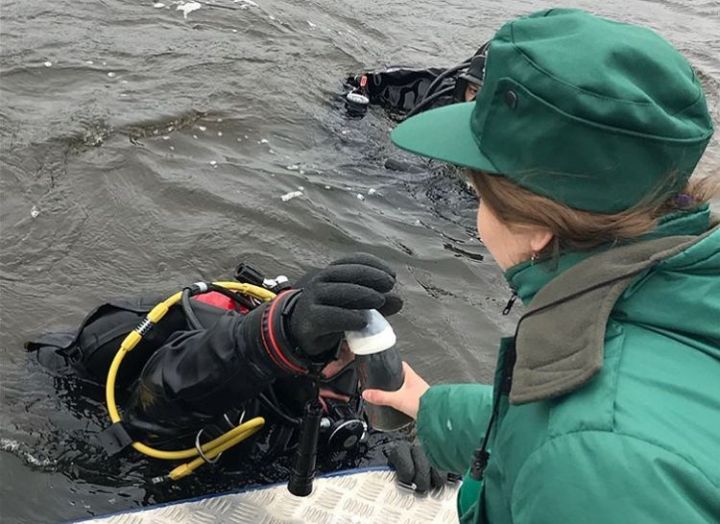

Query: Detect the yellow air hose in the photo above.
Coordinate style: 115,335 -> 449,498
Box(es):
105,281 -> 277,481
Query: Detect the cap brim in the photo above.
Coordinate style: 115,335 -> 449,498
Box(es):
390,102 -> 497,172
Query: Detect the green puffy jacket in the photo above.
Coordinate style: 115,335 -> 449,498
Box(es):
416,206 -> 720,523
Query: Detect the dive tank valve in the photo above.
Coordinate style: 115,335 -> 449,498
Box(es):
345,310 -> 414,432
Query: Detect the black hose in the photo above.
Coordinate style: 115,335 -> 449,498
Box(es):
418,59 -> 471,105
206,283 -> 257,309
259,393 -> 302,426
181,288 -> 203,330
405,85 -> 455,119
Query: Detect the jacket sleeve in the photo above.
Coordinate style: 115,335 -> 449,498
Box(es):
415,383 -> 494,474
511,431 -> 719,524
123,303 -> 297,439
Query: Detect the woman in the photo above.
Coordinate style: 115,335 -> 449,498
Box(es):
363,8 -> 719,523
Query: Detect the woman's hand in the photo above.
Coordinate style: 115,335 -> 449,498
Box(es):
362,362 -> 430,420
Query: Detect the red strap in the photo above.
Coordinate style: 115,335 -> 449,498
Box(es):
262,296 -> 306,374
260,315 -> 286,372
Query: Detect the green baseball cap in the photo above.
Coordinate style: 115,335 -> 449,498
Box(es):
391,9 -> 714,213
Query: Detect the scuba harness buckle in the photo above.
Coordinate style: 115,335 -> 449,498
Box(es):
195,428 -> 223,465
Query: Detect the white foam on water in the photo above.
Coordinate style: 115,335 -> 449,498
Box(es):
286,164 -> 299,171
176,2 -> 201,19
0,438 -> 54,468
1,438 -> 19,452
43,61 -> 52,67
281,190 -> 303,202
307,20 -> 316,28
153,2 -> 165,7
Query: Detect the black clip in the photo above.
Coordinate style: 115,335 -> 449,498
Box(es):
97,422 -> 133,456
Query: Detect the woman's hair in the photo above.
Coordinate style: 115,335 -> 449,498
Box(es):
467,170 -> 719,254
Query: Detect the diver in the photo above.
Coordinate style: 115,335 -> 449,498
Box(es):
25,254 -> 403,481
344,42 -> 488,119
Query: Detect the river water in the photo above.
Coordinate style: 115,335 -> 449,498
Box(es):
1,1 -> 718,522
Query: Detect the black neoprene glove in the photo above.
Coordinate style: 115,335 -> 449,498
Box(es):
246,253 -> 402,376
289,253 -> 402,359
387,441 -> 449,493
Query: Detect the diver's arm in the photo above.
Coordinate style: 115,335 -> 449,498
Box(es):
149,304 -> 303,406
122,300 -> 305,439
123,253 -> 403,440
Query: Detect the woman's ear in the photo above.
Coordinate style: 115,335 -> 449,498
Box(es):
529,228 -> 554,254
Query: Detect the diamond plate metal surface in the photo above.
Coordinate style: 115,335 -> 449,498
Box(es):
82,470 -> 459,524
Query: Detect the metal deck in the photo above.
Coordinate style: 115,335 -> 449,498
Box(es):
80,469 -> 459,523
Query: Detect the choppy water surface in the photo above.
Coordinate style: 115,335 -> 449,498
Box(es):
1,1 -> 718,522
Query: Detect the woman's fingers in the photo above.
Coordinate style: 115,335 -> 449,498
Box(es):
362,362 -> 430,420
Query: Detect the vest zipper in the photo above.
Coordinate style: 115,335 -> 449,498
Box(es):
470,343 -> 516,481
502,289 -> 518,315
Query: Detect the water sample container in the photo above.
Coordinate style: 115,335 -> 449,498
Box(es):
345,310 -> 414,432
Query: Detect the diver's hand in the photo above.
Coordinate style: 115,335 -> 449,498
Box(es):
387,441 -> 448,493
289,253 -> 402,360
362,362 -> 429,419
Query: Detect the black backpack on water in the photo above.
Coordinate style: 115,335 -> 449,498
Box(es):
25,295 -> 233,389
